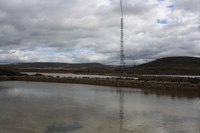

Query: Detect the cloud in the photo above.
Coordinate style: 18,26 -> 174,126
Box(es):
175,0 -> 200,13
0,0 -> 200,65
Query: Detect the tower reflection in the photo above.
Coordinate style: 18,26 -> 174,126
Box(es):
119,89 -> 124,132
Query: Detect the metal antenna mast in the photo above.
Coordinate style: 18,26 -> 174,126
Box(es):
120,0 -> 125,77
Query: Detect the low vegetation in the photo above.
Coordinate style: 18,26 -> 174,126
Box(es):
0,75 -> 199,92
0,69 -> 25,76
137,76 -> 200,84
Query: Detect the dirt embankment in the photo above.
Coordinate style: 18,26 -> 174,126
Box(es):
0,76 -> 199,92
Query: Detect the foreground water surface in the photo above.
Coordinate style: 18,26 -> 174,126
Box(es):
0,81 -> 199,133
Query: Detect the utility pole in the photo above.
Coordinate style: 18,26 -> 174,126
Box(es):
120,0 -> 125,77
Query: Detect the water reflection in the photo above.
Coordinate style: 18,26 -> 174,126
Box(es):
0,81 -> 199,133
93,86 -> 200,132
142,89 -> 200,99
93,87 -> 200,99
119,90 -> 124,132
119,90 -> 136,133
45,122 -> 82,133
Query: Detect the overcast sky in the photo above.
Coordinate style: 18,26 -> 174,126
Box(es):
0,0 -> 199,65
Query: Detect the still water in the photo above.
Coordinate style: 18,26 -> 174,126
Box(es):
23,72 -> 116,78
0,81 -> 199,133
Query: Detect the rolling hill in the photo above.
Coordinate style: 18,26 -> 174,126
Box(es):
0,62 -> 115,73
126,56 -> 200,75
1,56 -> 200,75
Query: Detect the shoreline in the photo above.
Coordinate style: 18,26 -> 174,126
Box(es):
0,76 -> 200,92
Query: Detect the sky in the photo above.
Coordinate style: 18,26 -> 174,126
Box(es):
0,0 -> 200,65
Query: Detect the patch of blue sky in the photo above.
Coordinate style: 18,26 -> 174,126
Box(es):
167,4 -> 175,11
157,19 -> 169,24
167,4 -> 175,9
37,51 -> 65,55
74,48 -> 94,54
21,48 -> 94,55
21,50 -> 65,55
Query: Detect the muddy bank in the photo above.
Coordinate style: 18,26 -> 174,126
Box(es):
1,76 -> 200,92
